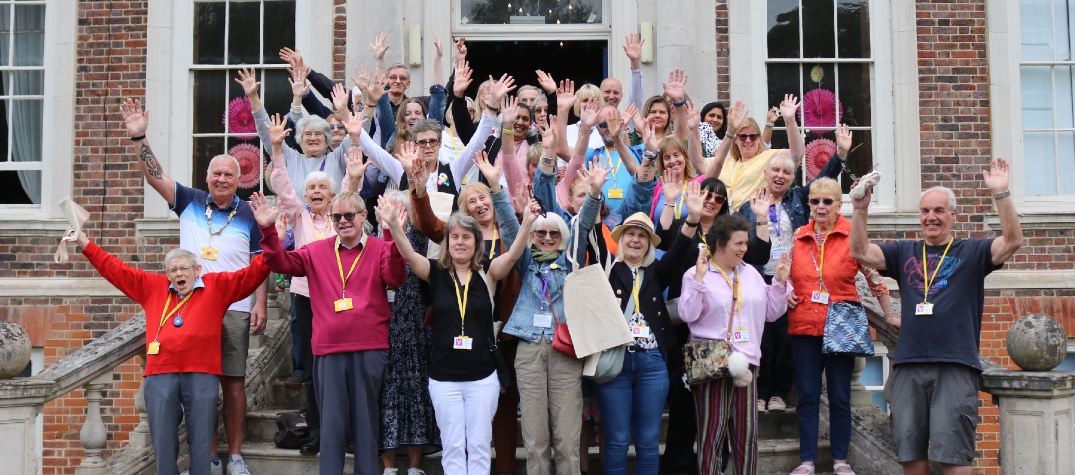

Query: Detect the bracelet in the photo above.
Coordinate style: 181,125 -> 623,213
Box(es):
540,157 -> 554,166
994,191 -> 1011,200
291,104 -> 302,113
502,128 -> 514,135
725,132 -> 736,140
672,99 -> 687,107
130,134 -> 146,142
664,203 -> 676,208
485,106 -> 500,114
364,102 -> 377,108
756,222 -> 769,226
684,220 -> 700,228
765,122 -> 776,128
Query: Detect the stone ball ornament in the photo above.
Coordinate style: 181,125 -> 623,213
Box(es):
1006,313 -> 1068,371
0,320 -> 32,379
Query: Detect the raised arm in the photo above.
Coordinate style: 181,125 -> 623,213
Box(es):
451,60 -> 477,143
265,115 -> 304,223
121,99 -> 176,206
705,100 -> 746,179
575,99 -> 598,159
663,68 -> 690,143
371,32 -> 389,77
250,193 -> 311,277
684,101 -> 706,175
761,107 -> 778,145
984,157 -> 1023,265
849,184 -> 886,270
345,147 -> 370,193
488,199 -> 539,281
499,96 -> 528,198
747,187 -> 773,243
376,196 -> 431,281
555,80 -> 578,161
779,94 -> 805,160
431,31 -> 445,87
607,107 -> 639,177
624,33 -> 645,123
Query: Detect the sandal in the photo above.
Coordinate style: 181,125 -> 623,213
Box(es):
789,464 -> 815,475
833,462 -> 856,475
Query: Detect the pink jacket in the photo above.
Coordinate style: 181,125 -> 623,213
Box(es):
270,154 -> 339,298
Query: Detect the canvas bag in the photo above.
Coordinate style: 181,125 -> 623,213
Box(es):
582,269 -> 648,383
562,216 -> 634,359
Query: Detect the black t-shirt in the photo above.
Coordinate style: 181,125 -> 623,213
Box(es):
878,238 -> 1000,371
427,259 -> 497,382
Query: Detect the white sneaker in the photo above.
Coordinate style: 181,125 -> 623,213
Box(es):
180,458 -> 222,475
757,399 -> 767,413
768,396 -> 787,411
227,455 -> 251,475
384,469 -> 399,475
407,470 -> 426,475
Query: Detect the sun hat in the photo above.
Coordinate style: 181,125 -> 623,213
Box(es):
609,212 -> 661,248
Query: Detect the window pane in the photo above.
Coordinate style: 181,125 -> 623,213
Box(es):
228,135 -> 267,201
1053,0 -> 1072,61
228,2 -> 261,64
460,0 -> 603,25
10,98 -> 40,162
767,0 -> 801,58
0,98 -> 7,160
1021,0 -> 1055,61
0,169 -> 38,204
1024,130 -> 1058,195
194,2 -> 225,64
0,5 -> 10,65
801,63 -> 838,129
262,1 -> 295,64
261,68 -> 293,121
1056,65 -> 1075,129
1021,65 -> 1054,129
5,70 -> 42,96
841,128 -> 872,193
767,63 -> 800,127
837,62 -> 871,126
12,4 -> 43,66
1059,130 -> 1075,194
837,0 -> 869,58
193,135 -> 226,192
802,0 -> 835,58
193,69 -> 226,134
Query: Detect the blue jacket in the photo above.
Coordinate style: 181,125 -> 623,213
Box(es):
739,151 -> 844,238
378,85 -> 448,149
503,168 -> 602,343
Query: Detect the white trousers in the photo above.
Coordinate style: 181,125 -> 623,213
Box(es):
428,371 -> 501,475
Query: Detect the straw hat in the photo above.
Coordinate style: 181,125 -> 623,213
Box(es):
609,212 -> 661,248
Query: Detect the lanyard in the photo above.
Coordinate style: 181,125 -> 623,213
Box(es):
450,268 -> 472,335
319,158 -> 327,172
730,159 -> 747,187
922,238 -> 954,303
769,204 -> 781,239
699,233 -> 709,255
335,235 -> 365,298
489,228 -> 498,259
306,207 -> 330,241
153,290 -> 194,343
447,128 -> 461,156
205,203 -> 239,245
631,268 -> 643,314
711,262 -> 741,316
602,148 -> 622,183
673,181 -> 688,220
811,222 -> 836,282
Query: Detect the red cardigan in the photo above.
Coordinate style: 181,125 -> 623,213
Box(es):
82,242 -> 270,376
259,224 -> 406,355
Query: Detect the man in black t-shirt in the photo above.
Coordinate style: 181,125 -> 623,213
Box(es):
849,158 -> 1023,475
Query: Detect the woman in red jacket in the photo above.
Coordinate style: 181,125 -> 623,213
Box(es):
785,178 -> 894,475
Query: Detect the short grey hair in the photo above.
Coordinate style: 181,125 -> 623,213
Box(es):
921,186 -> 957,211
208,154 -> 241,175
295,116 -> 332,153
378,190 -> 412,220
529,213 -> 571,252
164,248 -> 200,269
766,152 -> 796,173
438,212 -> 485,271
518,85 -> 540,98
386,63 -> 409,78
412,118 -> 443,137
303,171 -> 338,195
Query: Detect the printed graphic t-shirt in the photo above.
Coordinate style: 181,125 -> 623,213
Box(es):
878,237 -> 1000,371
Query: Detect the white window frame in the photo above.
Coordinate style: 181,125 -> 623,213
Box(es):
988,0 -> 1075,213
729,0 -> 922,215
0,0 -> 76,223
865,342 -> 890,413
451,0 -> 611,39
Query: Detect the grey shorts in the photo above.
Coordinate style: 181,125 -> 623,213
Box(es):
220,310 -> 251,377
889,362 -> 979,466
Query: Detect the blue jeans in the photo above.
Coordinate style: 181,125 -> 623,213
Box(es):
791,335 -> 854,462
593,348 -> 669,475
289,293 -> 303,372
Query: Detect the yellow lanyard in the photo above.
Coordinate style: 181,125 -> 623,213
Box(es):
603,148 -> 622,182
489,228 -> 498,259
813,222 -> 836,283
730,159 -> 747,187
335,236 -> 365,298
631,268 -> 643,314
447,128 -> 461,156
673,181 -> 688,219
450,268 -> 472,334
153,291 -> 194,342
922,238 -> 954,303
312,214 -> 330,241
711,262 -> 741,317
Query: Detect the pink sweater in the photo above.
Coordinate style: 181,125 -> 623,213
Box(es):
260,224 -> 406,355
270,154 -> 338,298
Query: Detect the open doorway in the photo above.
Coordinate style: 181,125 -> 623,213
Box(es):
460,40 -> 608,99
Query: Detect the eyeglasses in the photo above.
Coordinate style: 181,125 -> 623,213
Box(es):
331,212 -> 359,222
809,198 -> 837,206
415,139 -> 441,148
329,124 -> 346,131
533,230 -> 562,238
388,75 -> 409,82
519,97 -> 536,105
736,133 -> 760,142
167,266 -> 194,275
534,107 -> 548,113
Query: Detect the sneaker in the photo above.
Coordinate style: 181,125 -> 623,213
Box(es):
228,455 -> 252,475
768,396 -> 787,411
284,370 -> 305,387
211,458 -> 223,475
383,469 -> 399,475
407,469 -> 426,475
757,399 -> 767,413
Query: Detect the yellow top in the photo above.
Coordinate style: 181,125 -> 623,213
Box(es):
716,148 -> 785,210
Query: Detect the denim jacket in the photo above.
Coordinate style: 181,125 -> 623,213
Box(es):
503,169 -> 602,343
378,84 -> 448,149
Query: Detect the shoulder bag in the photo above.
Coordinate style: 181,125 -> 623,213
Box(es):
822,300 -> 875,357
681,273 -> 740,385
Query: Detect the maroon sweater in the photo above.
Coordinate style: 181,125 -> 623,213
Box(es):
260,225 -> 405,355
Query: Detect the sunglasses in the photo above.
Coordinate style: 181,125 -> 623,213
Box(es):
705,193 -> 727,205
415,139 -> 441,148
534,107 -> 548,113
737,133 -> 760,142
329,124 -> 346,131
597,122 -> 609,129
533,230 -> 562,239
809,198 -> 837,206
331,212 -> 359,222
388,75 -> 409,81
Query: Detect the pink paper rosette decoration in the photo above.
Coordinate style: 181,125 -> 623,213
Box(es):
804,138 -> 837,181
224,96 -> 257,139
800,88 -> 842,132
228,143 -> 267,189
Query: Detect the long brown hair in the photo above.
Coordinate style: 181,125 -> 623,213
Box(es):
438,212 -> 485,271
642,95 -> 674,137
393,98 -> 427,151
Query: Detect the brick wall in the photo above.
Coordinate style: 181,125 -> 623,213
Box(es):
715,1 -> 730,104
332,0 -> 347,82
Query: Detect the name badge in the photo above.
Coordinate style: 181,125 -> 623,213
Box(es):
732,328 -> 750,343
632,325 -> 651,338
915,303 -> 934,315
607,187 -> 624,199
771,247 -> 788,261
386,290 -> 396,303
810,290 -> 830,304
533,313 -> 553,328
453,336 -> 473,350
334,298 -> 354,312
147,341 -> 160,355
200,246 -> 218,260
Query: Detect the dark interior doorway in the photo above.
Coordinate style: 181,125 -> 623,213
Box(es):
461,40 -> 608,99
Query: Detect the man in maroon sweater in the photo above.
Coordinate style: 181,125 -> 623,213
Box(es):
250,190 -> 405,475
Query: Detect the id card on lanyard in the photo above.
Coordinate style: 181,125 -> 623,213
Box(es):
534,266 -> 557,328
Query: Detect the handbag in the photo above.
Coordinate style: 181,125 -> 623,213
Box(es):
561,218 -> 634,359
822,300 -> 875,357
681,272 -> 740,385
273,411 -> 312,449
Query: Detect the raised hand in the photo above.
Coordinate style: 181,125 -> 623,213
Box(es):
779,94 -> 800,122
603,107 -> 623,138
766,106 -> 779,126
523,198 -> 541,226
662,68 -> 688,104
264,113 -> 292,148
432,31 -> 443,59
344,108 -> 367,137
585,159 -> 612,196
774,251 -> 791,285
279,47 -> 305,70
556,80 -> 577,112
346,147 -> 369,180
375,195 -> 402,230
351,64 -> 371,96
454,36 -> 467,62
685,100 -> 701,129
984,157 -> 1010,193
394,140 -> 419,175
411,156 -> 430,186
836,123 -> 852,159
621,103 -> 639,129
850,178 -> 872,210
249,192 -> 280,228
370,32 -> 390,60
749,187 -> 774,220
287,66 -> 309,97
501,95 -> 520,126
235,67 -> 261,98
726,100 -> 748,135
694,244 -> 708,283
472,151 -> 501,185
366,73 -> 388,103
511,182 -> 531,213
684,180 -> 704,219
623,33 -> 644,66
331,82 -> 349,113
274,212 -> 288,240
579,98 -> 599,129
453,60 -> 472,98
540,115 -> 556,148
641,119 -> 660,152
120,98 -> 149,137
661,170 -> 685,203
535,69 -> 557,94
487,74 -> 517,110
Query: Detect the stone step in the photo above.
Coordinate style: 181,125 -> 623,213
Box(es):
754,437 -> 835,475
272,380 -> 306,408
246,408 -> 295,444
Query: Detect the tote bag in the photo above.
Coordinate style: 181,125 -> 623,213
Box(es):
822,300 -> 875,357
562,216 -> 634,359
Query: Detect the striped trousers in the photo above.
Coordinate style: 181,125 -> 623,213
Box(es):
692,367 -> 758,475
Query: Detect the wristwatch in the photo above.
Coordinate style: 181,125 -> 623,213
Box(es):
994,191 -> 1011,200
684,221 -> 700,228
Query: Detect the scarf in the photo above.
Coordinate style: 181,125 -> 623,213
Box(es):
531,245 -> 562,263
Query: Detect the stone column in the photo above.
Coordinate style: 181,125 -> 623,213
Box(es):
0,379 -> 51,475
848,356 -> 874,406
980,370 -> 1075,475
75,372 -> 112,475
129,354 -> 151,448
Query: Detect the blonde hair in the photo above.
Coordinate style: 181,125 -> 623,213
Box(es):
330,191 -> 367,213
527,143 -> 544,176
573,84 -> 604,116
808,177 -> 842,201
656,136 -> 696,179
729,118 -> 768,160
615,229 -> 656,267
476,80 -> 494,115
457,182 -> 494,216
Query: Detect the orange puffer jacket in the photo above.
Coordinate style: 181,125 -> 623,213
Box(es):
788,214 -> 861,337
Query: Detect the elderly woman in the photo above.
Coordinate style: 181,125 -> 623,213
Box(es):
705,96 -> 806,211
75,232 -> 269,475
502,152 -> 607,475
785,178 -> 893,475
738,124 -> 853,414
380,192 -> 539,475
678,214 -> 792,475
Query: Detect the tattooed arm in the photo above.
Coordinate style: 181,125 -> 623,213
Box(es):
121,99 -> 177,206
